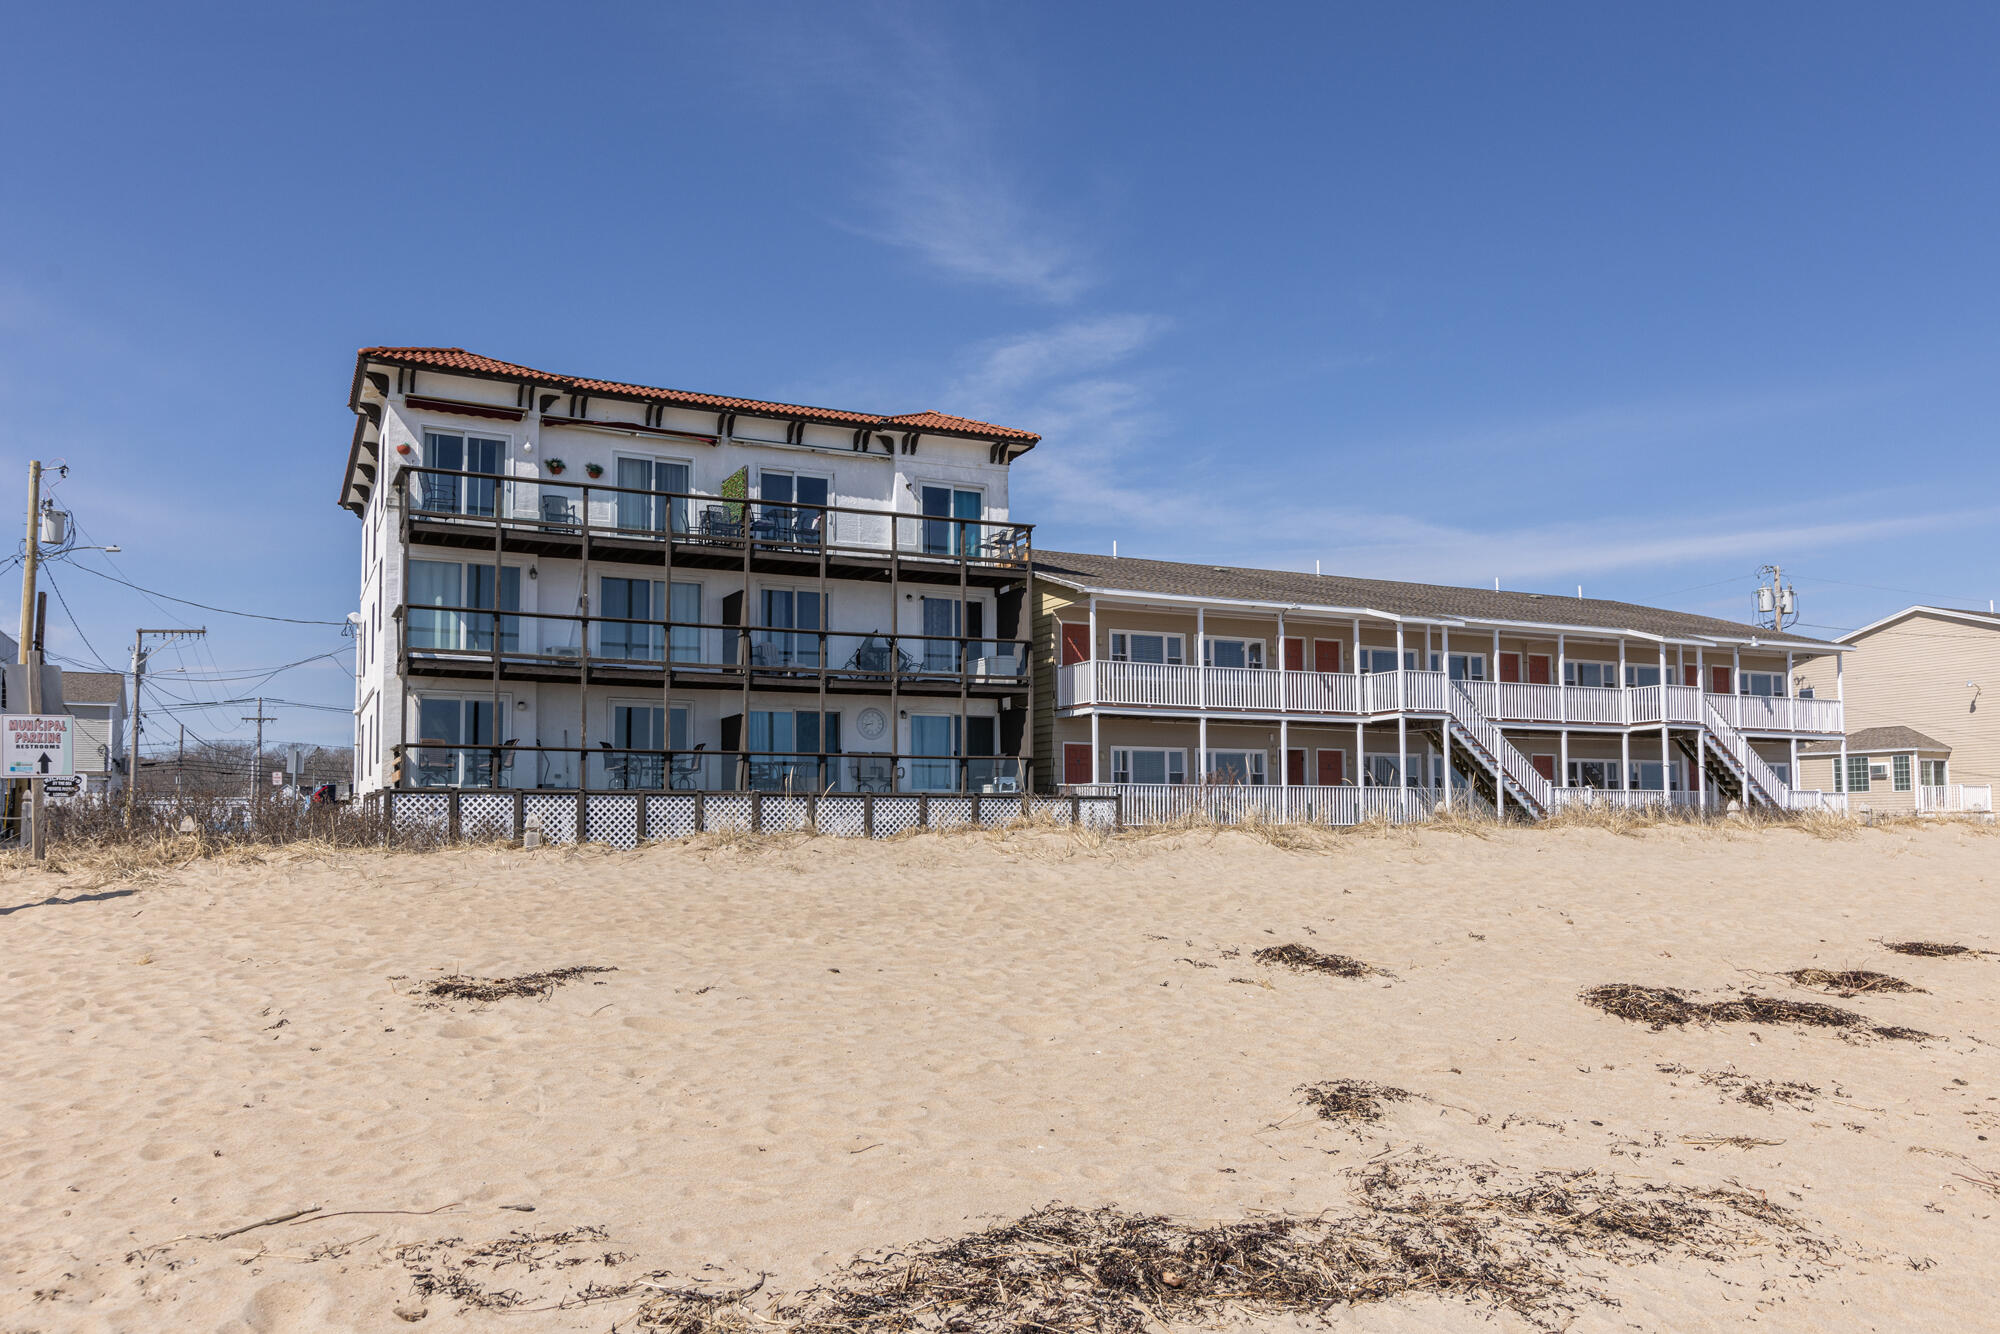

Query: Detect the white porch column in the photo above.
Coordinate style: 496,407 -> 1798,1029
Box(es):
1617,637 -> 1628,721
1492,626 -> 1501,681
1355,719 -> 1365,786
1442,708 -> 1453,810
1659,640 -> 1670,797
1395,622 -> 1409,790
1557,632 -> 1566,723
1836,653 -> 1847,801
1495,725 -> 1506,815
1196,607 -> 1206,710
1696,646 -> 1705,698
1351,617 -> 1361,676
1785,648 -> 1795,729
1277,609 -> 1289,714
1560,728 -> 1569,789
1442,624 -> 1451,678
1789,735 -> 1798,787
1621,729 -> 1632,793
1199,715 -> 1208,785
1088,595 -> 1101,785
1280,717 -> 1290,795
1731,645 -> 1741,696
1696,727 -> 1706,806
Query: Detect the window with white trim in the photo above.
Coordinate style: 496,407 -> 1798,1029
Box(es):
1920,759 -> 1949,786
1739,671 -> 1786,697
1564,661 -> 1618,688
1567,758 -> 1623,790
1110,632 -> 1185,665
1893,755 -> 1912,791
1202,638 -> 1264,670
1623,664 -> 1663,687
1203,750 -> 1266,785
1843,755 -> 1871,792
1427,652 -> 1487,680
1112,748 -> 1186,785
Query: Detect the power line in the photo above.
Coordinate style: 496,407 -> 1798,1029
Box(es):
59,561 -> 351,626
38,566 -> 116,672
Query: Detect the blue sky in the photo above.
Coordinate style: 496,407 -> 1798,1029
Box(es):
4,2 -> 1996,747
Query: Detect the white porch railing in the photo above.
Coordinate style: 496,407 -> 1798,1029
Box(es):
1546,787 -> 1717,811
1917,784 -> 1994,814
1443,681 -> 1553,816
1072,783 -> 1437,827
1058,661 -> 1841,734
1788,790 -> 1849,813
1700,701 -> 1791,808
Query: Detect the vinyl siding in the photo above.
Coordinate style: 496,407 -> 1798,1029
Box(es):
1797,613 -> 2000,787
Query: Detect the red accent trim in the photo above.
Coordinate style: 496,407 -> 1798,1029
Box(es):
539,415 -> 717,444
1059,622 -> 1089,667
403,394 -> 524,422
1063,743 -> 1093,785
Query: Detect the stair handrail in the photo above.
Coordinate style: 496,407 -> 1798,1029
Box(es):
1447,682 -> 1554,814
1701,700 -> 1791,807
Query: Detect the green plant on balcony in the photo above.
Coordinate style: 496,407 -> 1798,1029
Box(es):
720,465 -> 748,524
545,458 -> 567,475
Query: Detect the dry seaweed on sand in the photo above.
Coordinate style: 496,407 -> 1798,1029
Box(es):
767,1156 -> 1822,1334
397,1226 -> 634,1312
417,966 -> 616,1005
1581,983 -> 1931,1041
1883,941 -> 1989,959
1298,1079 -> 1413,1126
1782,968 -> 1923,996
1692,1068 -> 1824,1109
1252,943 -> 1386,979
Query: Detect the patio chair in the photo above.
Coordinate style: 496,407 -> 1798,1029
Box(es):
699,505 -> 742,541
669,743 -> 707,790
415,738 -> 455,788
850,758 -> 895,794
418,476 -> 459,514
540,493 -> 577,527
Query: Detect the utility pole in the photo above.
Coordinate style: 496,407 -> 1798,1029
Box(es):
1754,565 -> 1798,632
243,697 -> 276,824
16,461 -> 44,859
177,723 -> 185,808
126,626 -> 206,826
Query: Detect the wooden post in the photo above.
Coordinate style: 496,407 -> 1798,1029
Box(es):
448,790 -> 461,843
514,789 -> 526,839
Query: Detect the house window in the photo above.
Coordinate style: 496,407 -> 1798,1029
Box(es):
919,485 -> 983,555
1893,755 -> 1912,791
1364,752 -> 1430,786
747,710 -> 841,790
600,578 -> 697,662
420,431 -> 504,516
1845,755 -> 1871,792
1628,760 -> 1682,792
615,456 -> 692,535
1740,671 -> 1786,697
1109,632 -> 1185,666
919,597 -> 985,672
756,588 -> 824,667
1111,748 -> 1187,785
1427,653 -> 1487,680
1204,750 -> 1266,785
1623,664 -> 1663,688
1203,638 -> 1265,670
605,702 -> 690,789
408,561 -> 520,651
1921,759 -> 1949,786
1361,648 -> 1400,674
1564,661 -> 1618,688
758,469 -> 832,544
1567,759 -> 1623,790
413,696 -> 505,788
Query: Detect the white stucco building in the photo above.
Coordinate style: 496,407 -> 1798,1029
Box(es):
339,347 -> 1041,797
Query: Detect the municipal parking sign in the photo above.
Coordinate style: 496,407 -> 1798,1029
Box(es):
3,714 -> 74,778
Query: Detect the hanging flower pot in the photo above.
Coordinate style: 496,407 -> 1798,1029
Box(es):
395,443 -> 413,456
584,462 -> 604,479
545,458 -> 567,475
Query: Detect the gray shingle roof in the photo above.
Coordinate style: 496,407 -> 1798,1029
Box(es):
1033,550 -> 1837,649
1801,726 -> 1950,755
60,671 -> 126,707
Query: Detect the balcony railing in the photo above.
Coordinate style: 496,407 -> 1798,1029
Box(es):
395,743 -> 1023,795
1917,784 -> 1993,814
396,464 -> 1031,567
1057,662 -> 1844,733
402,600 -> 1029,686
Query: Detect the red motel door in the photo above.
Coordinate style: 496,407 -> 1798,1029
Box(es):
1683,663 -> 1699,687
1499,652 -> 1522,683
1062,743 -> 1093,785
1060,622 -> 1089,666
1284,638 -> 1304,671
1527,655 -> 1552,685
1316,750 -> 1345,785
1286,749 -> 1306,784
1531,754 -> 1557,781
1313,640 -> 1342,672
1710,665 -> 1732,695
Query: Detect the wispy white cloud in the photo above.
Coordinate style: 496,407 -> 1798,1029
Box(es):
827,15 -> 1090,302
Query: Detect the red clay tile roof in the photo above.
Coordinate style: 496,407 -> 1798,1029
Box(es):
356,347 -> 1040,443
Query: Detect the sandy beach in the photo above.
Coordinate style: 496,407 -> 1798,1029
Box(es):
5,820 -> 1999,1333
